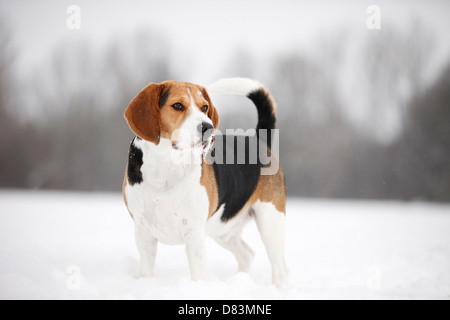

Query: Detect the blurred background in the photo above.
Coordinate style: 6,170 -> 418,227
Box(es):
0,0 -> 449,201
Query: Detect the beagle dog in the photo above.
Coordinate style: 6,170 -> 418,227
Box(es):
123,78 -> 288,286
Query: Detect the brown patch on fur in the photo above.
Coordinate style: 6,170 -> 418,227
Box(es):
233,150 -> 287,217
200,162 -> 219,219
197,85 -> 219,129
125,81 -> 219,146
124,83 -> 164,144
250,161 -> 287,214
122,166 -> 133,219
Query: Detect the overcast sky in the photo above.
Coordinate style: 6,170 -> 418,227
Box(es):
1,0 -> 449,82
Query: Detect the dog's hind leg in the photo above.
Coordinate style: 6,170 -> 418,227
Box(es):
215,234 -> 255,273
252,201 -> 288,287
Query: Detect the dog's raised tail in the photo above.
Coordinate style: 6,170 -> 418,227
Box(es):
207,78 -> 277,133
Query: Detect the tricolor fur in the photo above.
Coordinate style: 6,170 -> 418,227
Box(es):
123,78 -> 288,286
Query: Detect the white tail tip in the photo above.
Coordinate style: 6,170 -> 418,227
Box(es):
207,78 -> 262,96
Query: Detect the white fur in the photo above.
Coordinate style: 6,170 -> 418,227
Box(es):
207,205 -> 255,273
252,201 -> 289,286
207,77 -> 262,96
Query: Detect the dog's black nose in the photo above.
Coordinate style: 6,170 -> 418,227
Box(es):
198,122 -> 214,139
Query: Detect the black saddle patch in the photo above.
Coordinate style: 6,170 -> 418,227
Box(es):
209,135 -> 262,222
127,137 -> 143,186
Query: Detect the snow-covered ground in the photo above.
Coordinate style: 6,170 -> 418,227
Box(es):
0,190 -> 449,300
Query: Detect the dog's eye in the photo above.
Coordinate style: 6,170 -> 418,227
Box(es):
171,103 -> 185,111
201,105 -> 208,113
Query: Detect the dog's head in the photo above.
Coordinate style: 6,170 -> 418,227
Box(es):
124,81 -> 219,151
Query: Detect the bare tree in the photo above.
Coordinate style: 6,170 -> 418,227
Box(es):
392,61 -> 450,201
269,50 -> 356,198
0,20 -> 27,188
360,23 -> 434,142
263,25 -> 441,200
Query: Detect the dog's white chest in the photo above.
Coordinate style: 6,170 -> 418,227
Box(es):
125,161 -> 209,245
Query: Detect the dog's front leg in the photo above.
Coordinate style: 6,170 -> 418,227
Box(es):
135,221 -> 158,278
184,229 -> 206,281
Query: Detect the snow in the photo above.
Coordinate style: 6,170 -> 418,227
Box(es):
0,191 -> 449,300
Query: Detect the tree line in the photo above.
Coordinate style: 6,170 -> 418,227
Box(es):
0,23 -> 449,201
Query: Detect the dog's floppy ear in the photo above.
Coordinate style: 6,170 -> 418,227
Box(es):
200,87 -> 219,129
124,83 -> 165,145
